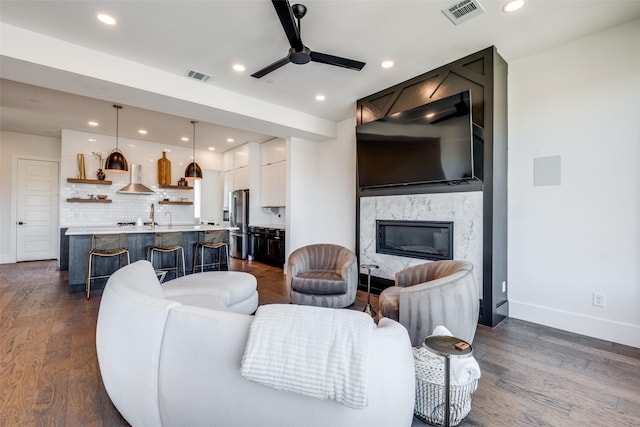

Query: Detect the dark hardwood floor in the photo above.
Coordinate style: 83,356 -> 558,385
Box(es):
1,259 -> 639,426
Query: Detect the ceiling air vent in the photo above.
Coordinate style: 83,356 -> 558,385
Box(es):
186,70 -> 211,82
442,0 -> 485,25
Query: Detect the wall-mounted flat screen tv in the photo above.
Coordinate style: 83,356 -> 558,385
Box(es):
356,90 -> 481,189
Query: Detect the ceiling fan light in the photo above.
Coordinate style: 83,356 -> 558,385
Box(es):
104,148 -> 128,172
184,161 -> 202,180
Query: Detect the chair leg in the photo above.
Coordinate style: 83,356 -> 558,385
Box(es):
86,253 -> 93,300
192,245 -> 199,274
174,249 -> 179,277
180,247 -> 186,277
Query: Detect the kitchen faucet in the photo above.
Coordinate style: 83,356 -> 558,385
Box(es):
165,211 -> 173,229
150,203 -> 155,229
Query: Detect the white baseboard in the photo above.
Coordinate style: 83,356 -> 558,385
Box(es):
509,300 -> 640,349
0,253 -> 16,264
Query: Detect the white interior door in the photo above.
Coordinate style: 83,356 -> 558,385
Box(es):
16,159 -> 59,261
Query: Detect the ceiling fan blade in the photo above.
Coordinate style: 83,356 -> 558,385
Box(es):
251,56 -> 291,79
272,0 -> 303,51
310,51 -> 366,71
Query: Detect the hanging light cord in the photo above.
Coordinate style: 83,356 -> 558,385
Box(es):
191,120 -> 197,161
114,104 -> 122,151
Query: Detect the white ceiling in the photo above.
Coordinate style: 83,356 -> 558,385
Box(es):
1,0 -> 639,151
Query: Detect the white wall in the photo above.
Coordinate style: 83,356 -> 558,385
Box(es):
286,118 -> 357,257
0,131 -> 61,263
508,19 -> 640,347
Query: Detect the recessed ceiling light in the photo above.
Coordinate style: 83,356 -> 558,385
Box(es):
315,94 -> 326,101
502,0 -> 525,13
381,60 -> 395,69
164,149 -> 171,152
128,144 -> 136,148
226,138 -> 234,143
88,121 -> 99,126
208,147 -> 216,151
181,137 -> 189,142
232,64 -> 246,72
138,129 -> 147,135
88,138 -> 96,142
97,13 -> 117,26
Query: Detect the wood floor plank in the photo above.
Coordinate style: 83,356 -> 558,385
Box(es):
1,260 -> 639,427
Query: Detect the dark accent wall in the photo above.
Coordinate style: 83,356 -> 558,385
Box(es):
356,46 -> 508,327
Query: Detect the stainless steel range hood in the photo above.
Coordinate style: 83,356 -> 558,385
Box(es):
117,164 -> 155,194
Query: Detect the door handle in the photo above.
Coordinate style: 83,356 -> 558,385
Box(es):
17,221 -> 26,225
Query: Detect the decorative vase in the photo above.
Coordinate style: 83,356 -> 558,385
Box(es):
97,169 -> 106,180
158,151 -> 171,186
77,154 -> 86,179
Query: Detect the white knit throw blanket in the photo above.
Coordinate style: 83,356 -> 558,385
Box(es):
240,304 -> 375,409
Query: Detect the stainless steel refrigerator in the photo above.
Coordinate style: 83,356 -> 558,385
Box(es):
229,189 -> 249,259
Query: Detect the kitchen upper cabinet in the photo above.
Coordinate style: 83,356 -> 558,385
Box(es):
222,150 -> 234,172
233,144 -> 250,169
222,170 -> 233,209
260,161 -> 286,207
260,138 -> 286,166
259,139 -> 287,207
233,167 -> 250,191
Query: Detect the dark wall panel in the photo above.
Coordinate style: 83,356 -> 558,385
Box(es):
356,46 -> 508,327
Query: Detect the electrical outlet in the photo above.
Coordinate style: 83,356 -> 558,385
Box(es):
592,292 -> 606,308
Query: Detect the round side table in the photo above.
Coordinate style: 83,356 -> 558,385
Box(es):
360,263 -> 378,317
422,335 -> 473,427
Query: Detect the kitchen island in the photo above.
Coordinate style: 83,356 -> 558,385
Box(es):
63,224 -> 236,293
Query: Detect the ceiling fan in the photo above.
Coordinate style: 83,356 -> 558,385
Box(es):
251,0 -> 366,78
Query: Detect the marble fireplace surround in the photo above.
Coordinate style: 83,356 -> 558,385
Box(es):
359,191 -> 483,295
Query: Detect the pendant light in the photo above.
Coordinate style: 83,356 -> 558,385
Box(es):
184,120 -> 202,180
104,104 -> 128,172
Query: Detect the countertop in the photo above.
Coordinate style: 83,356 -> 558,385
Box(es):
249,224 -> 286,230
65,224 -> 237,236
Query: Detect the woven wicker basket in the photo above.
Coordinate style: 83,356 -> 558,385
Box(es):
413,347 -> 477,426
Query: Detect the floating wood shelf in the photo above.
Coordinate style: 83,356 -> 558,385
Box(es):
159,184 -> 193,190
159,201 -> 192,205
67,178 -> 112,185
66,198 -> 112,203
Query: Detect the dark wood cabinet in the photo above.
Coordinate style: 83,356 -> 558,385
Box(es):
249,227 -> 285,268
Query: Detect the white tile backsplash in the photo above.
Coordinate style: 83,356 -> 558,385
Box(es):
360,191 -> 483,291
60,129 -> 200,227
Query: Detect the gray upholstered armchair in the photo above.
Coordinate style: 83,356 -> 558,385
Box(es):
378,260 -> 479,346
286,244 -> 358,308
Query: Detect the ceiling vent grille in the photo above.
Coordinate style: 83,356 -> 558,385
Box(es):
186,70 -> 211,82
442,0 -> 485,25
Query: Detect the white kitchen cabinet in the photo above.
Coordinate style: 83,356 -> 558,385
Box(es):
233,166 -> 250,191
222,170 -> 233,209
260,138 -> 286,166
222,150 -> 234,171
260,161 -> 286,207
233,144 -> 250,169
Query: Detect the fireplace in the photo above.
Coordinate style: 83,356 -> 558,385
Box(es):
376,220 -> 453,261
